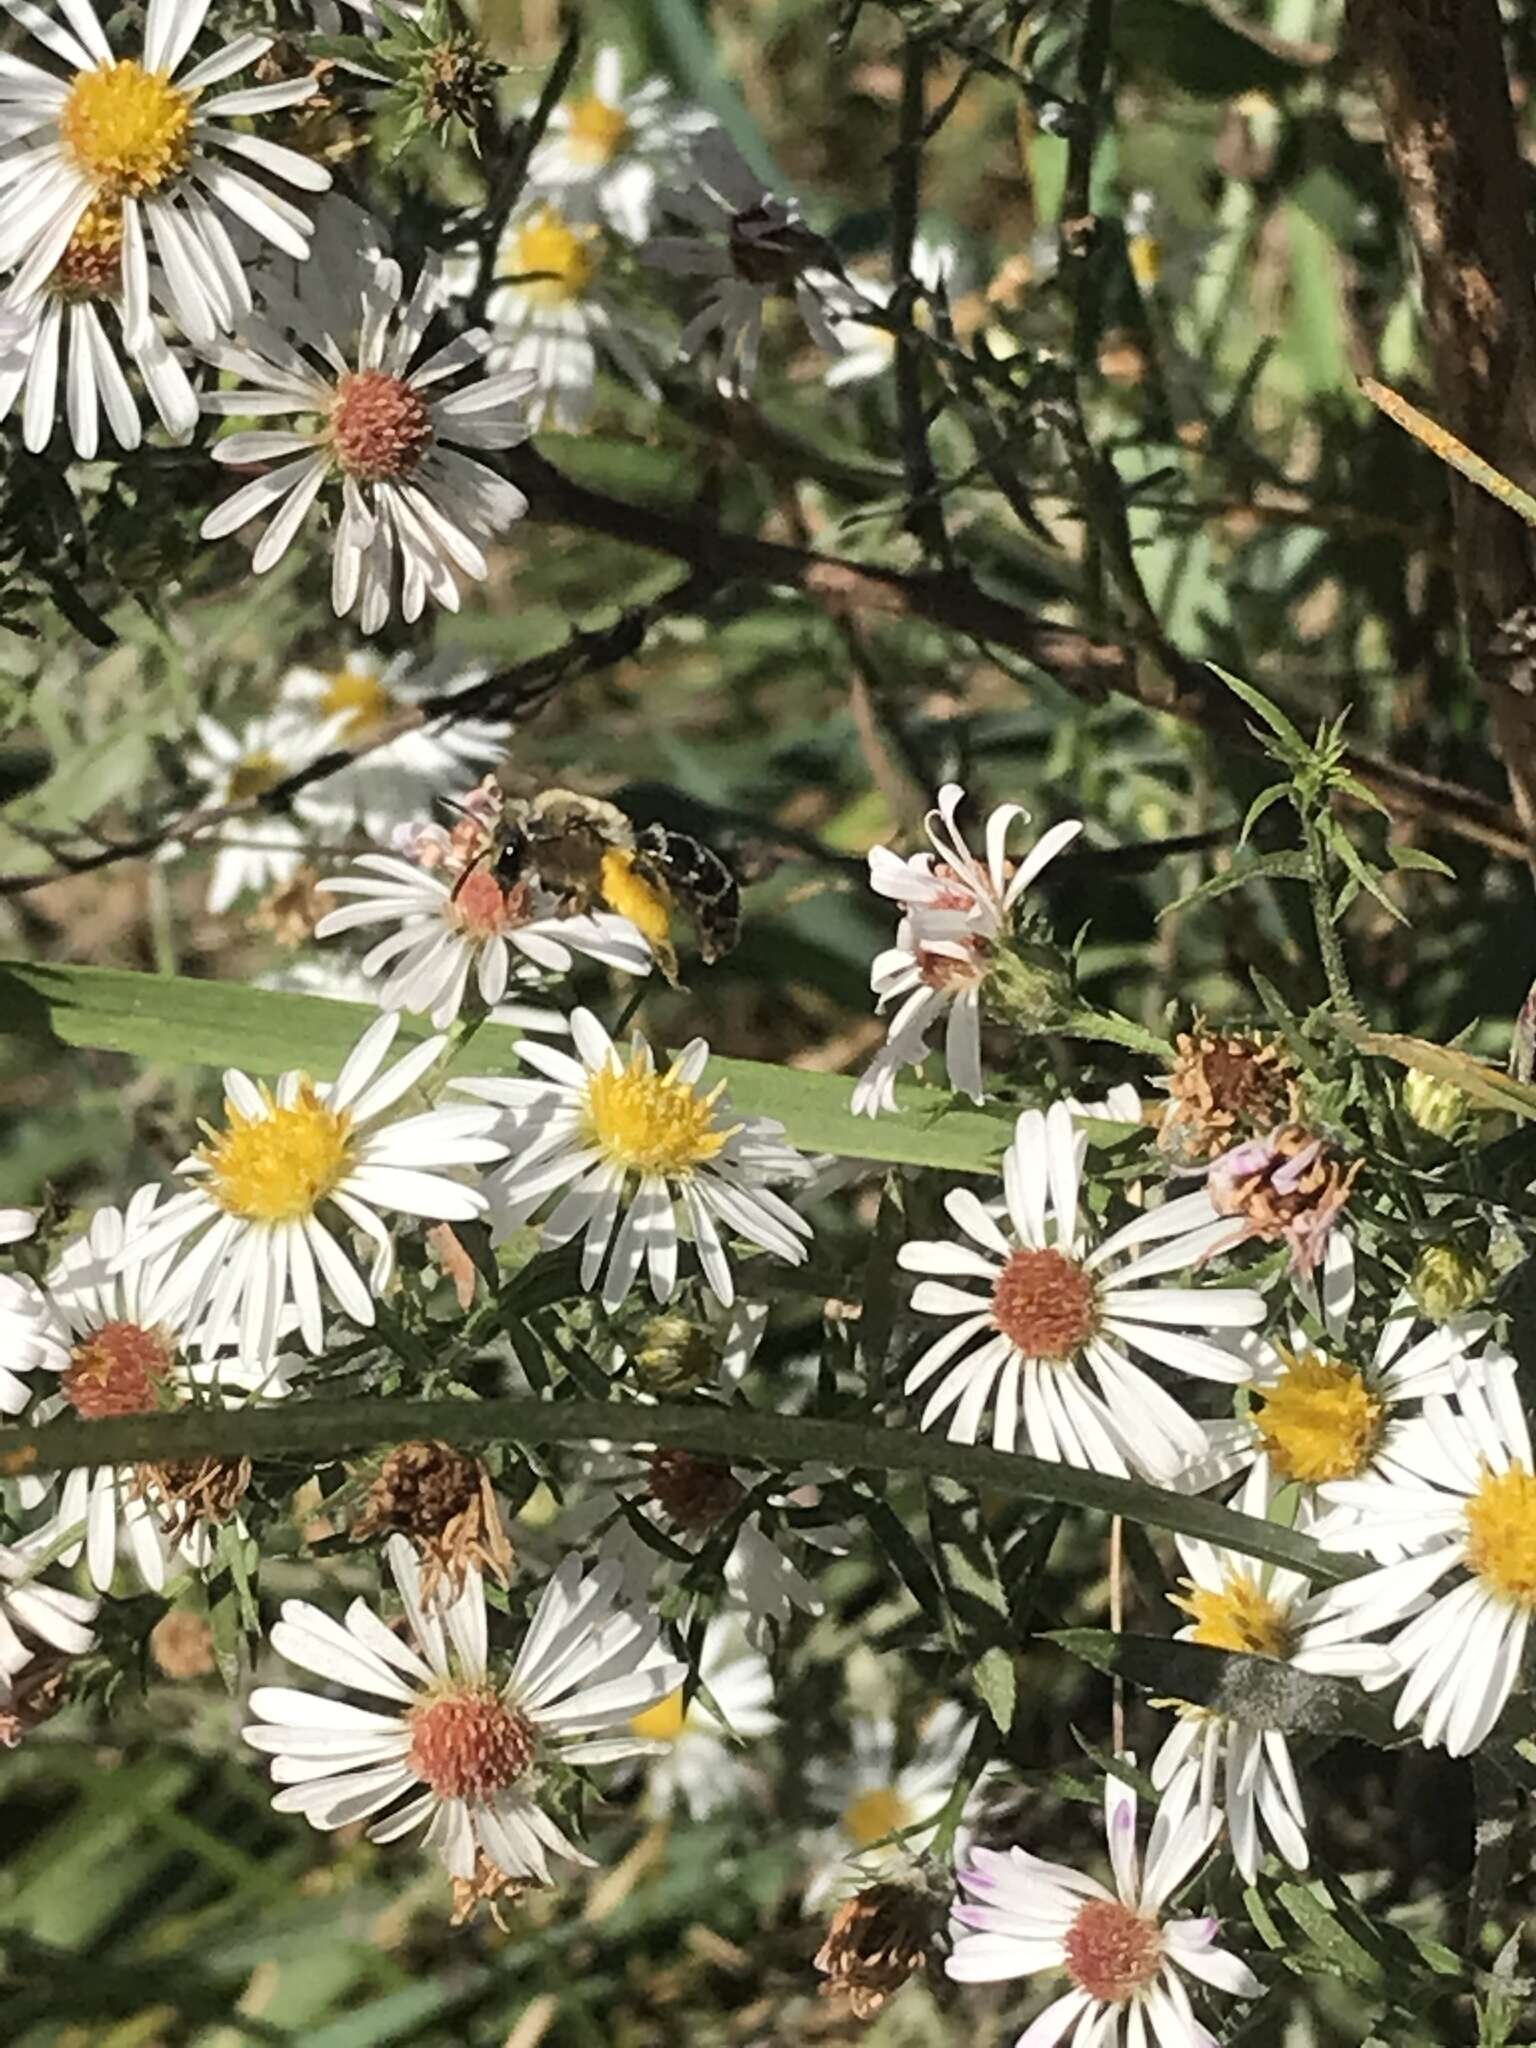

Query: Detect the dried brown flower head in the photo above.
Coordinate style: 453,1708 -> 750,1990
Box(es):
813,1882 -> 937,2019
0,1658 -> 71,1747
352,1441 -> 513,1598
150,1608 -> 216,1681
136,1453 -> 252,1542
1208,1124 -> 1362,1274
449,1850 -> 540,1929
646,1448 -> 743,1533
1158,1025 -> 1295,1165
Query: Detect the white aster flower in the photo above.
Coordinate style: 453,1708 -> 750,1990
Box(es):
1310,1354 -> 1536,1756
0,200 -> 198,455
1181,1234 -> 1497,1533
245,1535 -> 685,1884
111,1013 -> 506,1362
851,783 -> 1082,1117
21,1186 -> 298,1592
525,44 -> 713,244
805,1702 -> 977,1910
0,0 -> 329,348
315,797 -> 652,1030
1149,1471 -> 1395,1882
642,130 -> 847,395
183,708 -> 348,914
0,1541 -> 97,1709
899,1100 -> 1265,1480
477,201 -> 659,431
456,1007 -> 811,1311
633,1614 -> 777,1819
824,237 -> 957,388
948,1761 -> 1261,2047
199,240 -> 535,629
278,647 -> 510,841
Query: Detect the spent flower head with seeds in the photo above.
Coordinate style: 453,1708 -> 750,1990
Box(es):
455,1007 -> 812,1312
852,784 -> 1081,1117
199,221 -> 536,629
245,1536 -> 685,1887
110,1013 -> 506,1364
948,1760 -> 1260,2047
899,1101 -> 1266,1480
1156,1023 -> 1296,1167
350,1441 -> 513,1599
0,0 -> 330,348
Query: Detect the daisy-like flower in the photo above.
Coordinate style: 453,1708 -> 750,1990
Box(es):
478,201 -> 658,431
455,1007 -> 811,1312
0,1541 -> 97,1709
1310,1354 -> 1536,1756
22,1187 -> 298,1592
278,648 -> 510,842
1181,1236 -> 1497,1528
1149,1470 -> 1395,1882
823,237 -> 957,389
199,241 -> 535,629
642,130 -> 847,395
805,1701 -> 977,1910
245,1536 -> 685,1886
0,199 -> 198,455
632,1614 -> 777,1819
111,1013 -> 506,1363
315,792 -> 652,1031
851,784 -> 1082,1117
182,708 -> 348,914
525,44 -> 713,244
948,1761 -> 1261,2046
0,0 -> 330,347
898,1101 -> 1265,1481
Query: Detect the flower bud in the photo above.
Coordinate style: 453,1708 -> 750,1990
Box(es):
632,1312 -> 720,1395
1403,1069 -> 1470,1140
1409,1242 -> 1494,1320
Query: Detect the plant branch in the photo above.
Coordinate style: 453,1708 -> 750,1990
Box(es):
0,1396 -> 1362,1584
891,37 -> 949,565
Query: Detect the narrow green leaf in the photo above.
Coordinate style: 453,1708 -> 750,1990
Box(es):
1207,663 -> 1312,761
1326,825 -> 1407,925
1057,1006 -> 1173,1057
1388,843 -> 1456,879
973,1645 -> 1017,1734
1160,850 -> 1311,920
1337,1023 -> 1536,1121
1276,1881 -> 1385,1983
1240,781 -> 1293,846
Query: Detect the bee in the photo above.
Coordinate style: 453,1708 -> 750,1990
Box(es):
473,788 -> 740,985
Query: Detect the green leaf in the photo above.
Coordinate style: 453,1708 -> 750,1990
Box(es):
1207,663 -> 1312,762
1389,843 -> 1456,879
1044,1629 -> 1403,1745
1160,850 -> 1311,920
1325,824 -> 1407,925
1337,1023 -> 1536,1121
0,960 -> 1014,1175
1057,1006 -> 1174,1057
1276,1881 -> 1385,1984
973,1645 -> 1017,1734
1239,781 -> 1293,846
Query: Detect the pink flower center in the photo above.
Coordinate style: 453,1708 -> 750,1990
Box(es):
450,864 -> 516,939
328,370 -> 434,482
1064,1897 -> 1164,2004
990,1248 -> 1099,1362
407,1687 -> 536,1801
63,1320 -> 173,1418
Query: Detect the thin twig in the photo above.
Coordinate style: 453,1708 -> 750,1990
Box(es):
891,37 -> 950,565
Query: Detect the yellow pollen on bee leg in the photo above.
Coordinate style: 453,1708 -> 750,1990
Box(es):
60,60 -> 193,197
199,1081 -> 355,1223
1465,1460 -> 1536,1608
599,848 -> 673,946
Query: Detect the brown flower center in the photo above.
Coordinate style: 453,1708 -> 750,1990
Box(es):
63,1320 -> 174,1418
728,206 -> 823,289
407,1687 -> 536,1801
327,369 -> 434,482
646,1448 -> 743,1531
1064,1897 -> 1164,2004
990,1248 -> 1099,1362
449,864 -> 517,940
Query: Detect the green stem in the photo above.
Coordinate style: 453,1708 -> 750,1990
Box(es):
1301,808 -> 1358,1017
0,1398 -> 1361,1585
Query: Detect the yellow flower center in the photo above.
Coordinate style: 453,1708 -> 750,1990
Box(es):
227,751 -> 283,803
630,1688 -> 688,1742
599,847 -> 672,946
60,60 -> 194,198
505,205 -> 600,306
1251,1351 -> 1386,1485
318,663 -> 394,740
582,1052 -> 732,1176
50,202 -> 124,300
1174,1570 -> 1296,1658
843,1786 -> 911,1850
1465,1461 -> 1536,1608
199,1081 -> 355,1223
564,94 -> 629,165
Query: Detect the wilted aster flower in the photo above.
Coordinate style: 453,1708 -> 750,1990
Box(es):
0,0 -> 329,345
200,228 -> 535,629
852,784 -> 1081,1117
1207,1123 -> 1361,1276
1155,1024 -> 1295,1167
642,130 -> 847,395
